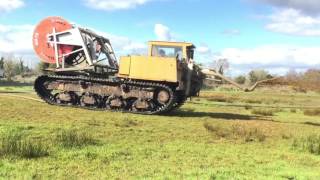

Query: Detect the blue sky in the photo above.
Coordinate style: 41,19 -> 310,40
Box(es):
0,0 -> 320,75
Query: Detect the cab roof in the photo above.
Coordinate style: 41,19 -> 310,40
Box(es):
148,41 -> 195,48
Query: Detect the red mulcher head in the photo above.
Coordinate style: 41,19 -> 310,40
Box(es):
33,16 -> 74,64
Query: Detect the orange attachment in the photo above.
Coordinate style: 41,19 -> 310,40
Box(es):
33,16 -> 74,64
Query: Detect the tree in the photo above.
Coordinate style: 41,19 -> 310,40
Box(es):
214,59 -> 229,75
3,59 -> 16,81
37,62 -> 51,74
248,69 -> 270,84
284,69 -> 301,87
302,69 -> 320,91
19,58 -> 24,74
0,57 -> 4,69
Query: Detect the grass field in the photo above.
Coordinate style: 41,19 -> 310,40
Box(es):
0,86 -> 320,179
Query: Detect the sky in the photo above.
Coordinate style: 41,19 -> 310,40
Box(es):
0,0 -> 320,76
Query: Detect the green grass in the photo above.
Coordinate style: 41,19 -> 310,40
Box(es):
0,130 -> 49,158
0,86 -> 320,179
0,86 -> 33,92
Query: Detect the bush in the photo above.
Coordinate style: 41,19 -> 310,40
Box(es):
304,109 -> 320,116
0,131 -> 49,158
248,69 -> 272,84
56,129 -> 96,148
292,134 -> 320,155
234,75 -> 246,84
285,69 -> 320,92
251,108 -> 274,116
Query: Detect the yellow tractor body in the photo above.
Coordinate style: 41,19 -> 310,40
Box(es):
118,56 -> 178,82
118,41 -> 195,83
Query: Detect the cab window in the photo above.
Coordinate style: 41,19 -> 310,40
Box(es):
152,45 -> 183,58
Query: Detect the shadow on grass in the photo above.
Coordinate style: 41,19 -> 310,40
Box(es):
304,122 -> 320,127
0,80 -> 32,86
169,110 -> 320,127
0,91 -> 32,94
167,110 -> 272,121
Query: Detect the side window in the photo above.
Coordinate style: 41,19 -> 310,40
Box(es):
151,46 -> 158,57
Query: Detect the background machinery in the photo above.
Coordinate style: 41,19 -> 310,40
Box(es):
33,17 -> 271,115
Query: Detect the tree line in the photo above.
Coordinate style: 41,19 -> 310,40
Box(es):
233,69 -> 320,92
0,56 -> 33,81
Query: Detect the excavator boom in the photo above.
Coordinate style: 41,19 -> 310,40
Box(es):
202,69 -> 280,92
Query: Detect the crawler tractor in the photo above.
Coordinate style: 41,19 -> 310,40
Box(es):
33,17 -> 271,115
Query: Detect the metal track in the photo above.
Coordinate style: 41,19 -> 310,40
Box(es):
34,75 -> 177,115
171,93 -> 187,110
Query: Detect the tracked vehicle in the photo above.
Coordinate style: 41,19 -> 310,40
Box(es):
33,17 -> 205,114
33,17 -> 276,114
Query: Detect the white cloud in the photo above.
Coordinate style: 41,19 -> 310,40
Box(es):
0,24 -> 37,67
194,43 -> 320,75
197,44 -> 211,54
0,0 -> 24,12
154,24 -> 173,41
84,0 -> 153,11
106,34 -> 147,55
212,45 -> 320,75
266,8 -> 320,36
0,24 -> 34,55
85,27 -> 147,55
253,0 -> 320,36
257,0 -> 320,15
222,29 -> 241,36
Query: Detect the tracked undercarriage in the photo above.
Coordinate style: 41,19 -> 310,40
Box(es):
34,75 -> 187,115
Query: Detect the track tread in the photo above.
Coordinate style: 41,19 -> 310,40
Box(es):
34,75 -> 177,115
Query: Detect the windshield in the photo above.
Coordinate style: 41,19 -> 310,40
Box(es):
152,45 -> 183,58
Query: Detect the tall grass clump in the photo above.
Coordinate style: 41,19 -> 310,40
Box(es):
243,99 -> 263,104
292,134 -> 320,155
203,122 -> 229,138
290,109 -> 297,113
251,108 -> 274,116
206,95 -> 236,103
0,131 -> 49,158
115,117 -> 139,128
56,129 -> 96,148
203,122 -> 266,142
231,125 -> 266,142
303,109 -> 320,116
